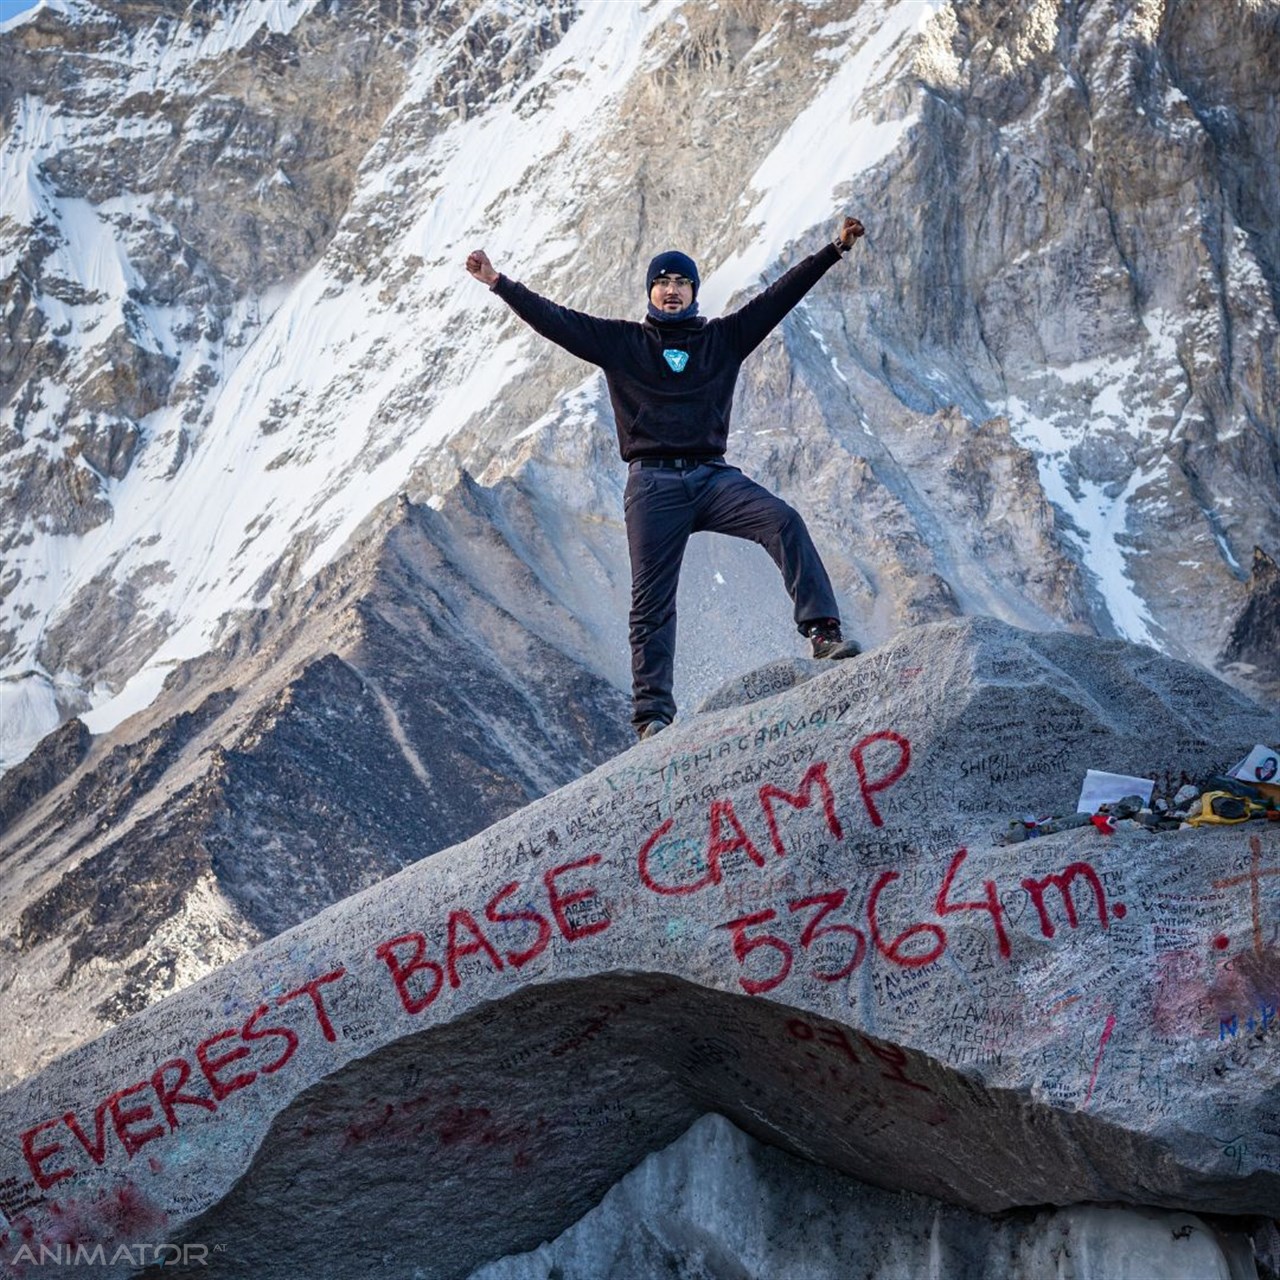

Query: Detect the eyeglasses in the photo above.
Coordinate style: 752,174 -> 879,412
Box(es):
651,274 -> 693,290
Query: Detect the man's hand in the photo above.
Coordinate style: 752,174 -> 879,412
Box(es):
834,216 -> 865,252
466,249 -> 499,286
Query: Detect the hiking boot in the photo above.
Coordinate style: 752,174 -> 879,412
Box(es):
805,619 -> 857,660
636,718 -> 670,741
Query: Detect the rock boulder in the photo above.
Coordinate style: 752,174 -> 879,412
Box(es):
0,618 -> 1277,1277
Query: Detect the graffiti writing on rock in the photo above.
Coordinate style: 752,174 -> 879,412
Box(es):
786,1017 -> 932,1095
19,970 -> 347,1192
717,848 -> 1125,996
375,856 -> 609,1016
638,732 -> 910,896
7,720 -> 1143,1210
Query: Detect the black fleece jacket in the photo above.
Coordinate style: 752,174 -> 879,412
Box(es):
491,242 -> 844,462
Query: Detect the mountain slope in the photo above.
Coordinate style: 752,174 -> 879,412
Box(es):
0,482 -> 630,1085
3,0 -> 1275,771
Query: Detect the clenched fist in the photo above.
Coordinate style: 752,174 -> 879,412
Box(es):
834,216 -> 865,251
466,249 -> 499,286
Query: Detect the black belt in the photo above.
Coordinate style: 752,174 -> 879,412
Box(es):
632,456 -> 713,471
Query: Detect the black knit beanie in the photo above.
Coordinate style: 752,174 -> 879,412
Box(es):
646,250 -> 700,298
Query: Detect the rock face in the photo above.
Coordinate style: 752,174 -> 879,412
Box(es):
0,619 -> 1277,1277
2,0 -> 1279,775
0,718 -> 88,837
1223,547 -> 1280,705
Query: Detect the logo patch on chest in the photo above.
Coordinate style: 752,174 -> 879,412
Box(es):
662,349 -> 689,373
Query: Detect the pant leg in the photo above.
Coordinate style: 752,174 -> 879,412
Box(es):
692,464 -> 839,631
625,468 -> 696,726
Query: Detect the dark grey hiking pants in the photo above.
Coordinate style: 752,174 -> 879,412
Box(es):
623,459 -> 840,728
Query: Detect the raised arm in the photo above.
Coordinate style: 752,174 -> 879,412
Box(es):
724,215 -> 865,358
466,248 -> 623,368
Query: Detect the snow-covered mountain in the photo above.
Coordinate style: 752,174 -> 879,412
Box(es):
2,0 -> 1275,772
0,0 -> 1278,1075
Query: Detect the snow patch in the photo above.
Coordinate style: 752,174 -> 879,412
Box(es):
700,0 -> 936,311
1005,393 -> 1161,647
0,674 -> 62,771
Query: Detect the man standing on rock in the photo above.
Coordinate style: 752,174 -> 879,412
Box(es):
467,216 -> 863,740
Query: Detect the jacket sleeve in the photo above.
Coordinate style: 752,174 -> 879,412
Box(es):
491,275 -> 623,367
722,242 -> 845,358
